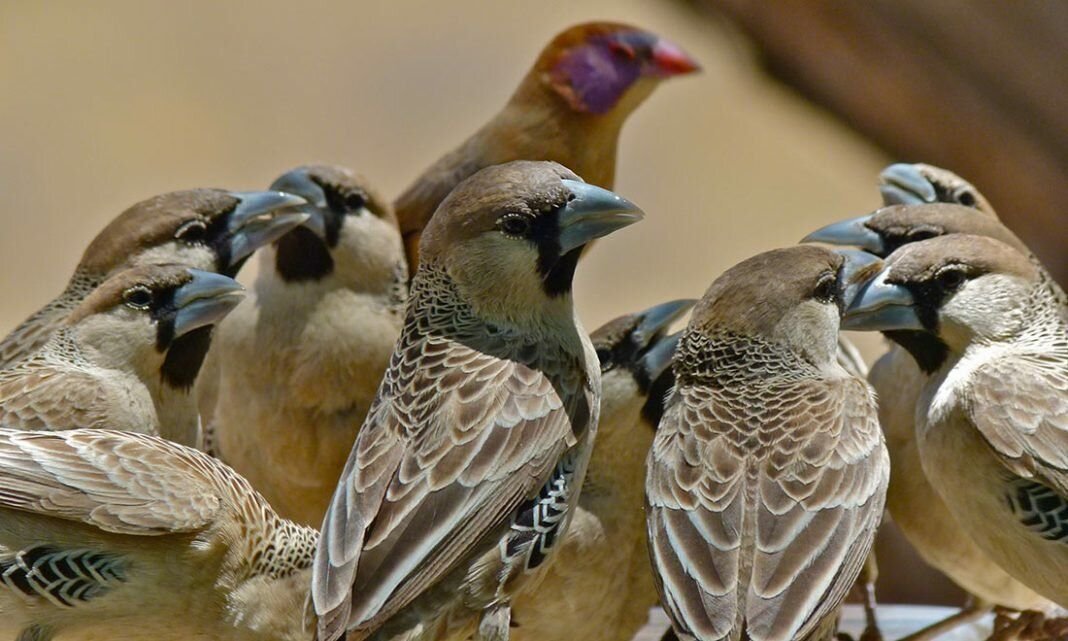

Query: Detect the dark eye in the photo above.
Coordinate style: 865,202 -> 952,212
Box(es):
813,273 -> 838,303
123,286 -> 153,310
175,219 -> 208,242
498,215 -> 532,238
953,188 -> 977,208
906,228 -> 938,242
608,40 -> 636,60
936,266 -> 967,290
344,192 -> 365,211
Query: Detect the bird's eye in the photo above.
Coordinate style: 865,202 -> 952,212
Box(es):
608,40 -> 636,60
906,227 -> 939,242
498,215 -> 532,238
954,188 -> 977,208
175,219 -> 208,243
344,192 -> 366,212
813,273 -> 838,303
936,266 -> 967,290
123,286 -> 154,310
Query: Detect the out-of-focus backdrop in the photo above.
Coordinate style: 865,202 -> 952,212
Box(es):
2,0 -> 1061,607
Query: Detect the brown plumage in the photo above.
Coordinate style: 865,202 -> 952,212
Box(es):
878,162 -> 996,215
0,428 -> 319,641
311,161 -> 642,641
0,188 -> 305,369
0,264 -> 244,446
394,21 -> 697,271
511,299 -> 692,641
805,200 -> 1065,615
843,234 -> 1068,607
646,245 -> 889,641
200,165 -> 407,527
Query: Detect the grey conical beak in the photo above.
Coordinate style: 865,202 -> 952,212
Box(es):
228,212 -> 311,265
802,214 -> 886,256
879,163 -> 938,206
638,331 -> 682,387
172,269 -> 245,337
268,171 -> 331,241
227,191 -> 309,230
557,180 -> 643,254
835,248 -> 884,308
842,268 -> 923,331
632,299 -> 696,350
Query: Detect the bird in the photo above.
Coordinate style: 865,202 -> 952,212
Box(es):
0,188 -> 307,369
511,299 -> 692,641
394,21 -> 697,271
843,234 -> 1068,608
311,160 -> 643,641
201,164 -> 408,527
0,263 -> 244,446
804,202 -> 1066,621
878,162 -> 996,215
0,427 -> 319,641
646,245 -> 889,641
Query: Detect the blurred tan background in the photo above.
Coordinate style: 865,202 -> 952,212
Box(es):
1,0 -> 959,604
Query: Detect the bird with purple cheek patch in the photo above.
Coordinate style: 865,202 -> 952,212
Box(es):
394,21 -> 698,272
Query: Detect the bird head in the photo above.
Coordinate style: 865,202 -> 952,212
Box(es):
803,203 -> 1028,258
79,189 -> 308,279
267,165 -> 404,290
418,160 -> 642,330
532,22 -> 699,117
592,299 -> 694,425
65,264 -> 244,390
685,245 -> 880,370
843,235 -> 1040,371
878,162 -> 995,215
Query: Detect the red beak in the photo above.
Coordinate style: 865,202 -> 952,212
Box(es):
651,38 -> 700,76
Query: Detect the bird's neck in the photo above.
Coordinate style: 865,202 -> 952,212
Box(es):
673,330 -> 819,388
485,76 -> 627,187
407,264 -> 585,351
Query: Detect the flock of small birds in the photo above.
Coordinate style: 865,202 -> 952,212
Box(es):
0,18 -> 1066,641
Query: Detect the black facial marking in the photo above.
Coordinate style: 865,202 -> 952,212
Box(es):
520,206 -> 579,297
198,209 -> 238,276
275,226 -> 336,282
641,368 -> 674,428
160,325 -> 214,390
883,330 -> 949,374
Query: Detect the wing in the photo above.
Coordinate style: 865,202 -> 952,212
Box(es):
0,299 -> 73,370
968,354 -> 1068,497
0,428 -> 228,535
313,327 -> 593,638
646,377 -> 888,641
0,363 -> 113,431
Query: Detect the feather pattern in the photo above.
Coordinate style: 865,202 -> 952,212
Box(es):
0,428 -> 319,640
313,264 -> 597,640
647,331 -> 888,641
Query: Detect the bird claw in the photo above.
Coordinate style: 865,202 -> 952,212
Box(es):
990,608 -> 1068,641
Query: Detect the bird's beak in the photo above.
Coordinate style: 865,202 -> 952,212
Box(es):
650,38 -> 700,76
639,331 -> 682,386
229,212 -> 311,265
802,214 -> 886,256
835,248 -> 884,308
841,269 -> 923,331
228,191 -> 309,230
558,180 -> 643,254
632,299 -> 696,350
225,191 -> 311,266
267,172 -> 331,240
879,163 -> 937,206
172,269 -> 245,338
